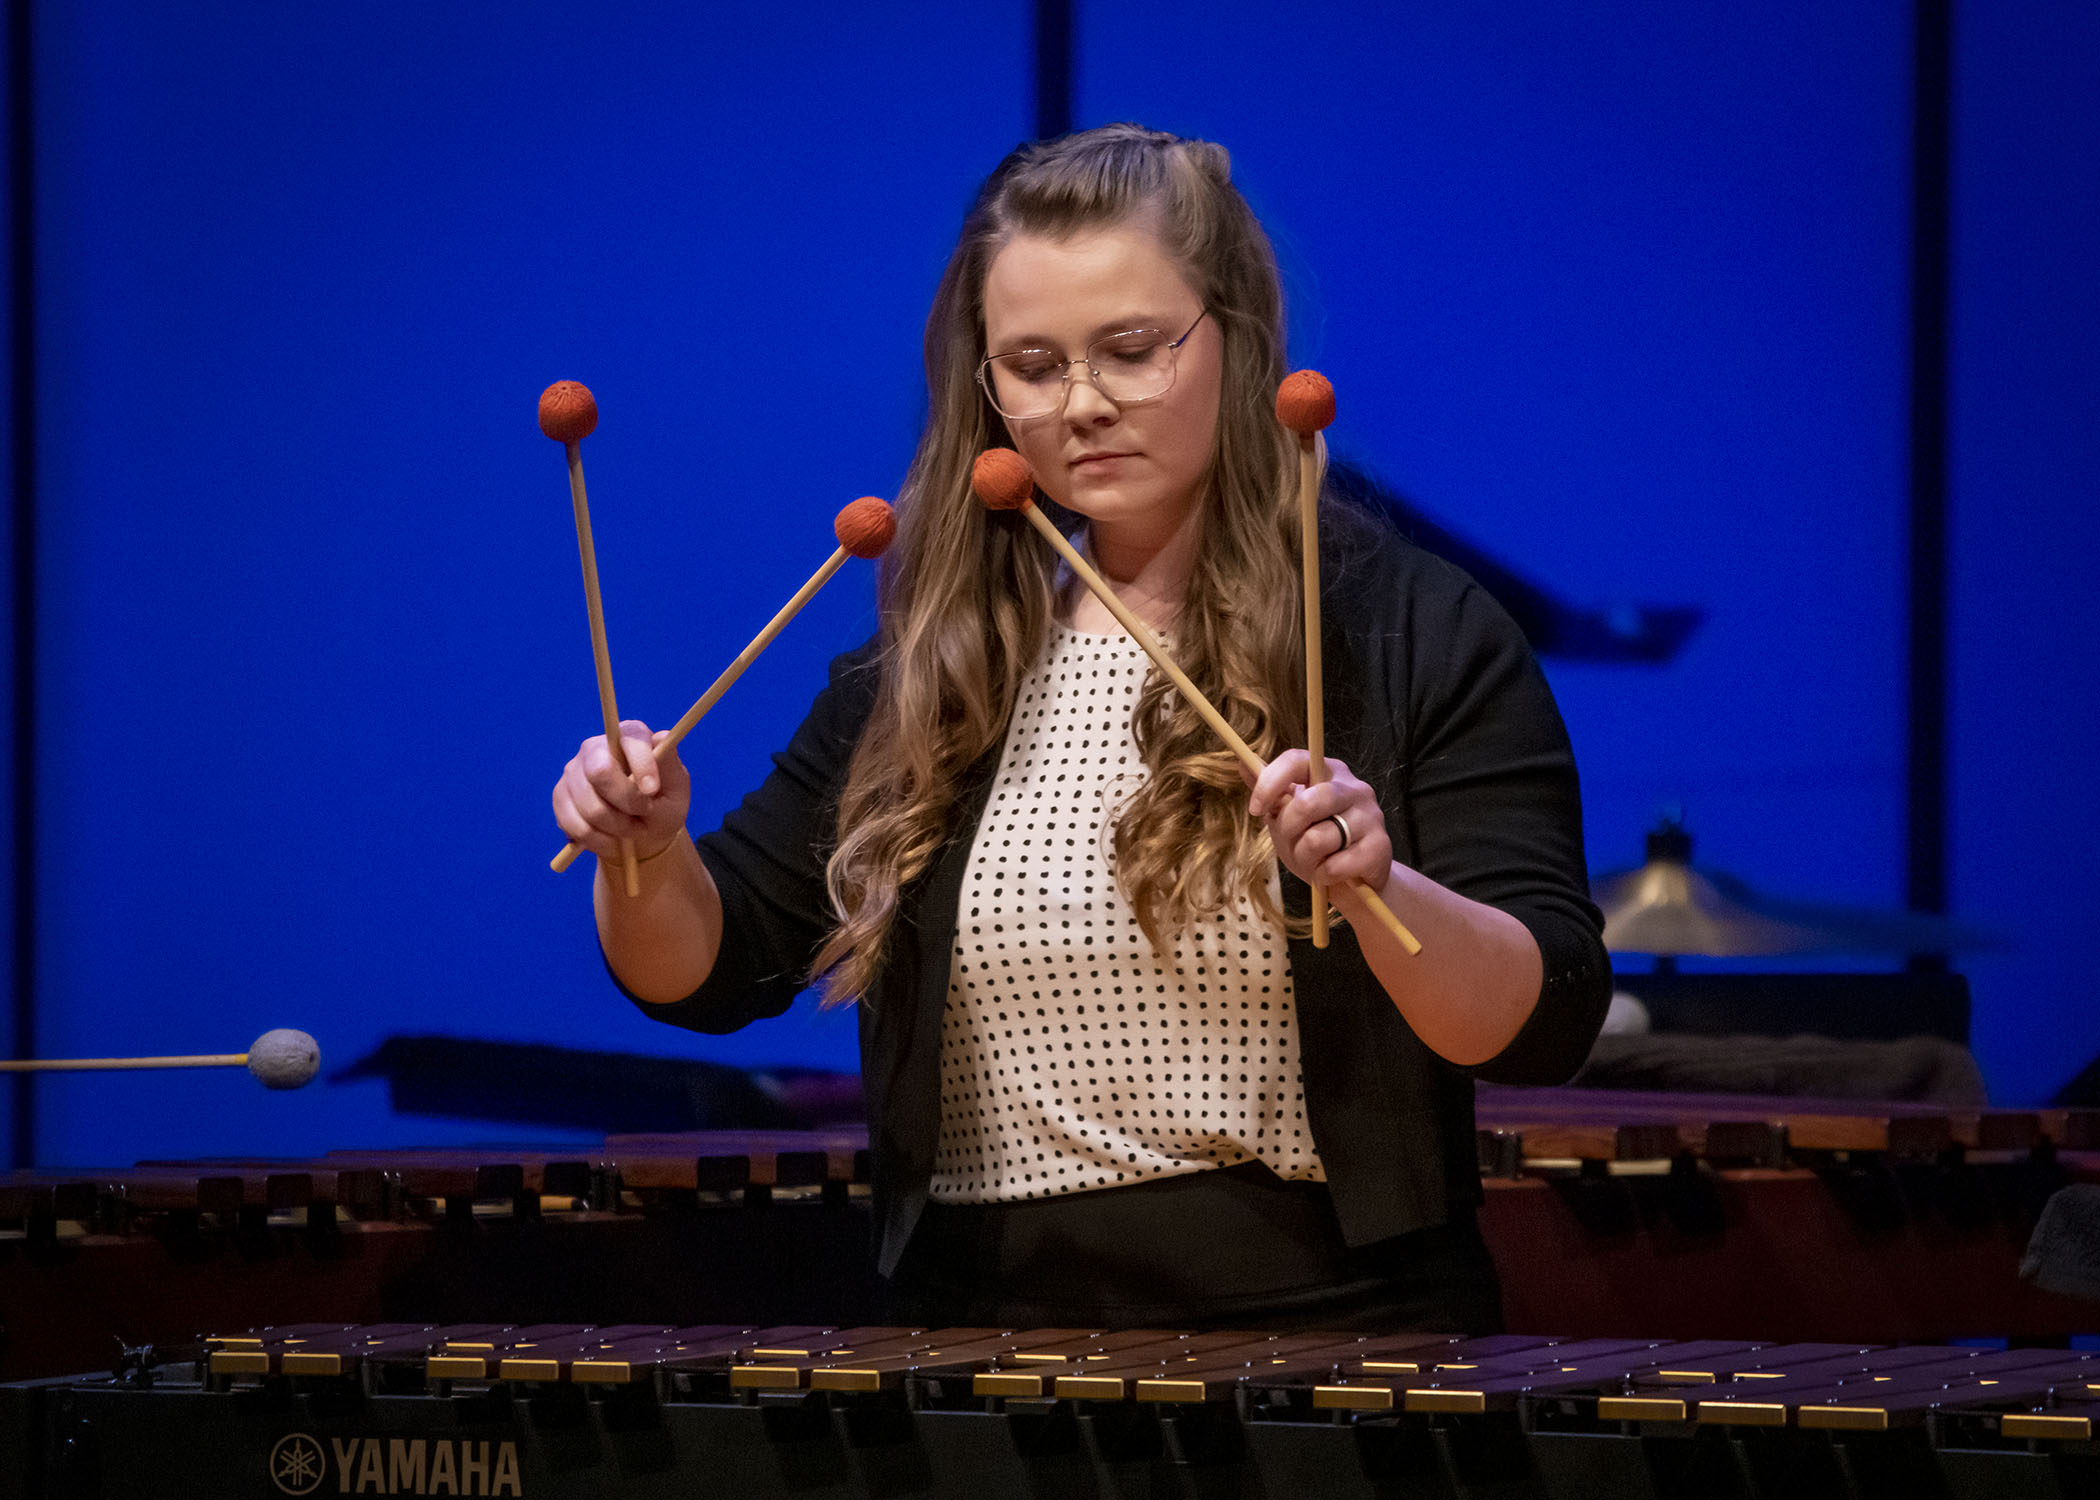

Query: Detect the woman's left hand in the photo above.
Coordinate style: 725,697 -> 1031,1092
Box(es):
1245,751 -> 1394,895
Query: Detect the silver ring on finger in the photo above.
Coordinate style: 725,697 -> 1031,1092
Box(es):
1326,812 -> 1351,852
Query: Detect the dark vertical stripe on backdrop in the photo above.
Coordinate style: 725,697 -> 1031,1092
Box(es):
1907,0 -> 1952,945
7,0 -> 36,1165
1034,0 -> 1073,140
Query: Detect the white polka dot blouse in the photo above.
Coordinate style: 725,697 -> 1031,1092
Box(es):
929,621 -> 1326,1203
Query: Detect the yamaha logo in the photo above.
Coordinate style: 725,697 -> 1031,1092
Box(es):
267,1431 -> 523,1495
269,1434 -> 327,1496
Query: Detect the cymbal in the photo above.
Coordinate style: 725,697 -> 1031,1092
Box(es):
1593,823 -> 2003,958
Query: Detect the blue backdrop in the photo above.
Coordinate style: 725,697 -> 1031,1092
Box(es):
4,2 -> 2095,1166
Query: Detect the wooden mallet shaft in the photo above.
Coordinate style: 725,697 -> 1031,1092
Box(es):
977,455 -> 1420,955
541,381 -> 638,896
550,549 -> 849,873
658,548 -> 848,750
1278,371 -> 1337,948
550,498 -> 896,875
1031,502 -> 1419,953
1023,505 -> 1261,765
0,1054 -> 249,1072
566,446 -> 639,897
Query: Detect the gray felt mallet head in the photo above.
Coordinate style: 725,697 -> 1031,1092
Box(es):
245,1028 -> 322,1090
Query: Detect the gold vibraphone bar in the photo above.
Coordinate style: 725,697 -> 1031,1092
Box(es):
150,1319 -> 2100,1424
10,1321 -> 2100,1499
167,1322 -> 2100,1434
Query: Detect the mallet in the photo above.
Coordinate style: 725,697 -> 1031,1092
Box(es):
1278,370 -> 1337,948
0,1029 -> 322,1090
541,379 -> 639,896
972,447 -> 1421,956
550,497 -> 898,873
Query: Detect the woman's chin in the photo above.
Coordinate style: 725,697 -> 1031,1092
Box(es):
1058,484 -> 1166,528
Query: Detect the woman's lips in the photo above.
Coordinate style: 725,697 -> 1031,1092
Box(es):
1070,451 -> 1136,470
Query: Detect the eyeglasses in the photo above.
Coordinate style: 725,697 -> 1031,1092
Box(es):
977,309 -> 1210,421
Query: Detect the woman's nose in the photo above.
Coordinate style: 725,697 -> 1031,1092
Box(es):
1063,365 -> 1120,423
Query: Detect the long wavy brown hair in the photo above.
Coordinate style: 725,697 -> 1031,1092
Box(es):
813,124 -> 1308,1006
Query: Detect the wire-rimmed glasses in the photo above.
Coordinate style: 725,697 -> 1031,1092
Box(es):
977,309 -> 1210,421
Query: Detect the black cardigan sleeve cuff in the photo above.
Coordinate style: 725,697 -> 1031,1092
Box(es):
603,835 -> 810,1036
1466,903 -> 1614,1084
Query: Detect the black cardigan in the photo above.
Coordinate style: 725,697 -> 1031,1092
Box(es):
625,503 -> 1612,1276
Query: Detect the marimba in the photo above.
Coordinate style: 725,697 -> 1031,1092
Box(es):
6,1092 -> 2099,1383
7,1320 -> 2099,1498
0,1131 -> 886,1386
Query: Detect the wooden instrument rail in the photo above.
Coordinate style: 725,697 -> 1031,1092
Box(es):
9,1322 -> 2100,1499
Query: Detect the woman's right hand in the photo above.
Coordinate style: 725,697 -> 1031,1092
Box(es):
552,721 -> 692,862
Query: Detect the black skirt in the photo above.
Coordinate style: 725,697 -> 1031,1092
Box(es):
886,1159 -> 1502,1333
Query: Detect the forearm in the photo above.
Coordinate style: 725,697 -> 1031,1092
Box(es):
1335,862 -> 1543,1067
594,837 -> 725,1005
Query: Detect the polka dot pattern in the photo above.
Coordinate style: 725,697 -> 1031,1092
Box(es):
930,622 -> 1324,1203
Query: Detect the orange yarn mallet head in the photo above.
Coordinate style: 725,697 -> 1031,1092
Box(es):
835,497 -> 897,559
538,380 -> 599,444
1276,370 -> 1336,435
972,448 -> 1036,512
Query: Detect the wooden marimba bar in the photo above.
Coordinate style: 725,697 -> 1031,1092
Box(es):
7,1094 -> 2100,1383
0,1128 -> 871,1239
7,1090 -> 2089,1238
1469,1088 -> 2100,1346
1472,1084 -> 2100,1171
10,1320 -> 2100,1498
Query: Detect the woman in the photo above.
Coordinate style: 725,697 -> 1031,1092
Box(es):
552,124 -> 1611,1330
